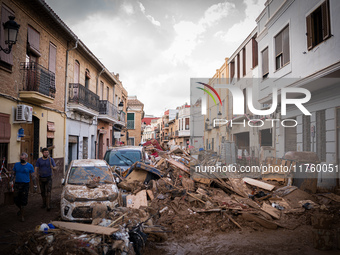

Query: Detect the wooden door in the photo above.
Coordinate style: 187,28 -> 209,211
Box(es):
98,134 -> 103,159
20,123 -> 34,164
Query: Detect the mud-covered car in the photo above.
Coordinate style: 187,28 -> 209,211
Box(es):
104,146 -> 150,175
61,159 -> 119,221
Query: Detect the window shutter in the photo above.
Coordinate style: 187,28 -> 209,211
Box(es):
283,26 -> 290,65
237,54 -> 240,79
48,43 -> 57,73
275,32 -> 283,57
306,14 -> 313,50
0,6 -> 14,65
74,60 -> 80,83
230,61 -> 235,79
321,0 -> 330,40
252,37 -> 258,68
262,48 -> 269,76
127,113 -> 134,120
27,26 -> 40,55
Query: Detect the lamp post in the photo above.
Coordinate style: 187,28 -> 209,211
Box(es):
0,16 -> 20,54
113,101 -> 125,146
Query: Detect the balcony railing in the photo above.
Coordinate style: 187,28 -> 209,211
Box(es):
99,100 -> 118,119
20,62 -> 56,98
69,83 -> 99,112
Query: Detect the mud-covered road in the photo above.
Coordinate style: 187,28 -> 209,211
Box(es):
0,187 -> 339,255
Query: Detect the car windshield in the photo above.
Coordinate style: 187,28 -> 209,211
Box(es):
105,150 -> 142,166
67,166 -> 113,185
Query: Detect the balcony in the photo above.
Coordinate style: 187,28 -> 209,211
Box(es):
98,100 -> 126,126
179,130 -> 190,137
19,62 -> 55,104
163,123 -> 169,129
68,83 -> 99,116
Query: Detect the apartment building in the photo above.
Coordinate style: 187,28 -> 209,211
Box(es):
126,96 -> 144,146
256,0 -> 340,188
204,58 -> 229,154
0,0 -> 129,205
0,0 -> 73,198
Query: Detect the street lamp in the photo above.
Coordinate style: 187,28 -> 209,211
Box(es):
0,16 -> 20,54
118,101 -> 124,112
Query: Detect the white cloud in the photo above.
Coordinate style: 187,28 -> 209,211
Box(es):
164,2 -> 235,64
216,0 -> 266,43
138,1 -> 161,26
121,3 -> 134,15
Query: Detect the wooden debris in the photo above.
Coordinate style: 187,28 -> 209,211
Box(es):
146,190 -> 155,200
261,202 -> 280,219
224,213 -> 242,230
166,158 -> 190,174
242,177 -> 275,191
126,190 -> 148,209
51,221 -> 119,235
320,193 -> 340,203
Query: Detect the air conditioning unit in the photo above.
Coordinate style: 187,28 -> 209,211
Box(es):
16,105 -> 33,122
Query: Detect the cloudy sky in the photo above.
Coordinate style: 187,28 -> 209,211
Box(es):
46,0 -> 266,117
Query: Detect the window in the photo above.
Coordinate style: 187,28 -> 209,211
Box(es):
27,25 -> 41,57
303,115 -> 311,151
316,110 -> 326,161
127,113 -> 135,129
306,0 -> 331,50
0,5 -> 14,69
85,69 -> 90,89
185,118 -> 189,130
230,60 -> 235,80
107,86 -> 109,100
242,47 -> 246,76
48,43 -> 57,74
262,47 -> 269,78
260,129 -> 272,146
74,60 -> 80,83
252,37 -> 258,68
100,81 -> 104,100
237,53 -> 240,80
275,25 -> 290,70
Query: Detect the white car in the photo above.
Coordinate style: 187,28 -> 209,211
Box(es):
61,159 -> 119,221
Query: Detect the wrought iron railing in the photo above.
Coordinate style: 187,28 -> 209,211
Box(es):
99,100 -> 118,119
68,83 -> 99,112
20,62 -> 56,98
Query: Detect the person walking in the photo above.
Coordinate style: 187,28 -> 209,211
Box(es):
35,148 -> 56,211
10,152 -> 37,222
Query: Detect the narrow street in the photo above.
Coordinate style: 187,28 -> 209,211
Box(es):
0,185 -> 339,255
0,187 -> 62,254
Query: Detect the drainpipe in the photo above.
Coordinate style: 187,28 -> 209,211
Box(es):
64,40 -> 78,168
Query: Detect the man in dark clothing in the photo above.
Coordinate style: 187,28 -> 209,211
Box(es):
11,152 -> 37,222
35,148 -> 56,211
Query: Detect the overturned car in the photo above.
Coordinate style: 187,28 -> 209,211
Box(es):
61,159 -> 119,221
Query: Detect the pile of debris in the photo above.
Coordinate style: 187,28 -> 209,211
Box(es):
14,146 -> 340,254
